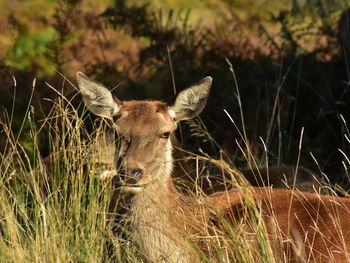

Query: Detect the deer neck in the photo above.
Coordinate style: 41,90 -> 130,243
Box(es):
128,141 -> 196,263
130,186 -> 194,263
131,138 -> 180,224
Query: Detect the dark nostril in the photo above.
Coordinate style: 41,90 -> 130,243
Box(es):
131,168 -> 143,178
117,168 -> 143,186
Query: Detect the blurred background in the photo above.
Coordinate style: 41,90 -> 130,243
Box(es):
1,0 -> 350,188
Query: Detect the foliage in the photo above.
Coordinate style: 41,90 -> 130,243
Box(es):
1,0 -> 58,76
6,27 -> 58,75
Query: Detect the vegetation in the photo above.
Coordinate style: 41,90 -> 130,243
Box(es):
1,0 -> 350,261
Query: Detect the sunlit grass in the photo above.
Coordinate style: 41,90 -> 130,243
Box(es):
0,87 -> 121,262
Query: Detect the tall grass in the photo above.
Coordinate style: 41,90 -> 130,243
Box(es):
0,80 -> 349,262
0,85 -> 125,262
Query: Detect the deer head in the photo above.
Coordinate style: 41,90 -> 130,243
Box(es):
76,72 -> 212,194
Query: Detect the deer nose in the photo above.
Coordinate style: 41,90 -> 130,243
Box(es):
118,168 -> 143,185
130,168 -> 143,178
127,168 -> 143,185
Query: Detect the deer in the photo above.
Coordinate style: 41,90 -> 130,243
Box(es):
77,72 -> 350,262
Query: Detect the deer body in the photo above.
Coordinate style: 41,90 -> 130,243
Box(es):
77,72 -> 350,262
211,188 -> 350,262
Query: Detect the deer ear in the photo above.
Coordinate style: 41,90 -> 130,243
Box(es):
170,76 -> 212,121
76,72 -> 121,119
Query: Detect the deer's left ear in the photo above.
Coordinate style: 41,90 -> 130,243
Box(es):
170,76 -> 212,121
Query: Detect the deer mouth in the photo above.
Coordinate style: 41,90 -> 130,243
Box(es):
117,169 -> 144,192
122,185 -> 144,194
117,176 -> 146,194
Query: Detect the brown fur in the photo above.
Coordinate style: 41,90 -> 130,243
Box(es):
117,100 -> 174,136
209,188 -> 350,262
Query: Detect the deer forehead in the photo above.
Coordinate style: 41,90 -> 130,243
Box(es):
115,100 -> 177,136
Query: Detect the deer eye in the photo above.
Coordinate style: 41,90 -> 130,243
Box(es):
161,132 -> 170,139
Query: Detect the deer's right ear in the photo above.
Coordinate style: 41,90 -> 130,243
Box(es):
76,72 -> 121,119
170,76 -> 212,121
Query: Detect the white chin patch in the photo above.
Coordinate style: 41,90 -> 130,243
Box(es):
122,186 -> 144,194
